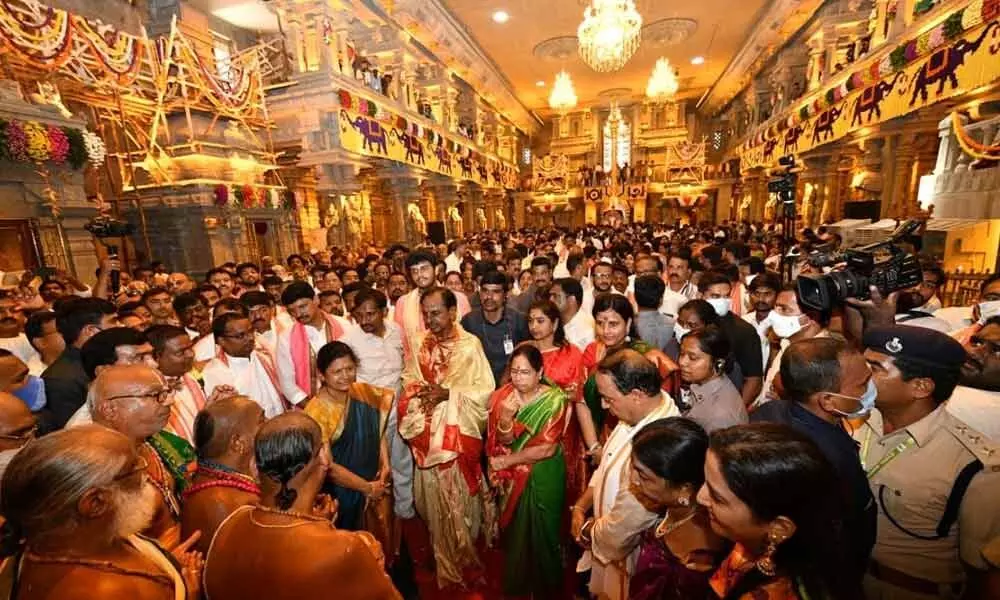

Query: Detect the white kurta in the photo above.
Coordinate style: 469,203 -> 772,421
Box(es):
578,393 -> 680,600
564,309 -> 596,352
274,316 -> 353,405
340,322 -> 404,391
203,352 -> 285,417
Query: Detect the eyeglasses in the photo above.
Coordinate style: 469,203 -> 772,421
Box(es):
112,455 -> 149,482
104,388 -> 172,405
221,330 -> 254,341
0,424 -> 37,443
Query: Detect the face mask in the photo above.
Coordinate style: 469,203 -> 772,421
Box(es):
770,313 -> 804,339
673,324 -> 690,343
12,375 -> 46,412
828,378 -> 878,419
707,298 -> 731,317
979,300 -> 1000,323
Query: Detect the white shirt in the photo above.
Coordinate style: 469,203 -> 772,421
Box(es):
742,311 -> 772,372
193,334 -> 216,362
275,316 -> 353,405
255,327 -> 278,354
203,352 -> 286,418
580,393 -> 680,599
935,306 -> 975,332
444,253 -> 462,274
340,322 -> 404,391
0,334 -> 40,366
564,309 -> 595,351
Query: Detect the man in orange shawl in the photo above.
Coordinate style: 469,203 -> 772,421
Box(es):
397,287 -> 495,590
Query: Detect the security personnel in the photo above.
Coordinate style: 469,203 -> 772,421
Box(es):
855,325 -> 1000,600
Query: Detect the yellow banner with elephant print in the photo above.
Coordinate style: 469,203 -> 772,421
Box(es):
336,104 -> 519,191
739,11 -> 1000,170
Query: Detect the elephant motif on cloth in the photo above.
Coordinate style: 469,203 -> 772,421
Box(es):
340,110 -> 388,154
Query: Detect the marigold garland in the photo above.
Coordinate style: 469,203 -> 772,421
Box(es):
951,113 -> 1000,160
23,121 -> 49,162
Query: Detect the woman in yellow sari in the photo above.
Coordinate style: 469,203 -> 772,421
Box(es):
305,341 -> 393,540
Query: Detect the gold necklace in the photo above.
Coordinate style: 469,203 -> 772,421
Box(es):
247,504 -> 333,529
25,550 -> 173,588
654,509 -> 698,539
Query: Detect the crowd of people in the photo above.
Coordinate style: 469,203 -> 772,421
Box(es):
0,220 -> 997,600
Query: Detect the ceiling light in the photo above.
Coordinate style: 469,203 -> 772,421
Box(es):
577,0 -> 643,72
492,10 -> 510,23
646,57 -> 679,103
548,70 -> 578,113
691,56 -> 705,65
536,80 -> 546,87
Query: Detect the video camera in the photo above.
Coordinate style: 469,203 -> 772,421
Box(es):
795,219 -> 924,312
768,156 -> 799,219
85,216 -> 135,295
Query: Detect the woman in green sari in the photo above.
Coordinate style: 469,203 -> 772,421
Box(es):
487,344 -> 569,597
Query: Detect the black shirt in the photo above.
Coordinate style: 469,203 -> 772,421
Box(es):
39,346 -> 90,433
461,307 -> 529,387
751,399 -> 876,578
718,313 -> 764,391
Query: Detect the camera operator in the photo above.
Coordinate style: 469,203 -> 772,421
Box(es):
854,325 -> 1000,600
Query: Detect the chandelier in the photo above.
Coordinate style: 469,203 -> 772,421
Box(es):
577,0 -> 643,73
646,57 -> 679,102
548,70 -> 578,113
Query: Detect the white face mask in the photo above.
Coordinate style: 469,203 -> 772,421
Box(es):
770,313 -> 804,339
707,297 -> 731,317
673,324 -> 690,343
979,300 -> 1000,323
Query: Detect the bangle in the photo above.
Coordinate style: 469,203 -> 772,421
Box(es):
497,420 -> 514,434
588,442 -> 602,454
570,505 -> 585,514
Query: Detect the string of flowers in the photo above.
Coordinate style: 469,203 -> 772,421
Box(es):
81,130 -> 106,168
0,119 -> 104,169
744,2 -> 998,150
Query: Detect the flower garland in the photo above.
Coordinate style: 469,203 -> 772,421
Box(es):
0,119 -> 104,169
81,130 -> 106,168
746,3 -> 997,150
46,125 -> 68,164
951,112 -> 1000,160
214,184 -> 291,210
23,121 -> 49,162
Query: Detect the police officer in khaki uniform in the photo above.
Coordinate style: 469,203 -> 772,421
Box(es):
855,325 -> 1000,600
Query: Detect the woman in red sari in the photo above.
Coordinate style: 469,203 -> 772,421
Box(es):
579,293 -> 679,459
524,299 -> 587,504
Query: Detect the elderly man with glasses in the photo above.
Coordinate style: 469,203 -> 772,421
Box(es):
91,363 -> 195,549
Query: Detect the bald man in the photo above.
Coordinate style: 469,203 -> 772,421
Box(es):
181,396 -> 265,554
0,390 -> 37,479
91,364 -> 195,549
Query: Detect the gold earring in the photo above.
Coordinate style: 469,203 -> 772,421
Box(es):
755,533 -> 778,577
678,496 -> 689,507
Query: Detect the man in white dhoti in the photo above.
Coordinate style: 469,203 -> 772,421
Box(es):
571,349 -> 680,600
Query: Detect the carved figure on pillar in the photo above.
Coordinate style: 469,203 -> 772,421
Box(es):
447,205 -> 463,239
494,207 -> 507,230
764,194 -> 777,222
324,197 -> 343,247
406,202 -> 427,245
345,195 -> 364,249
474,207 -> 487,231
